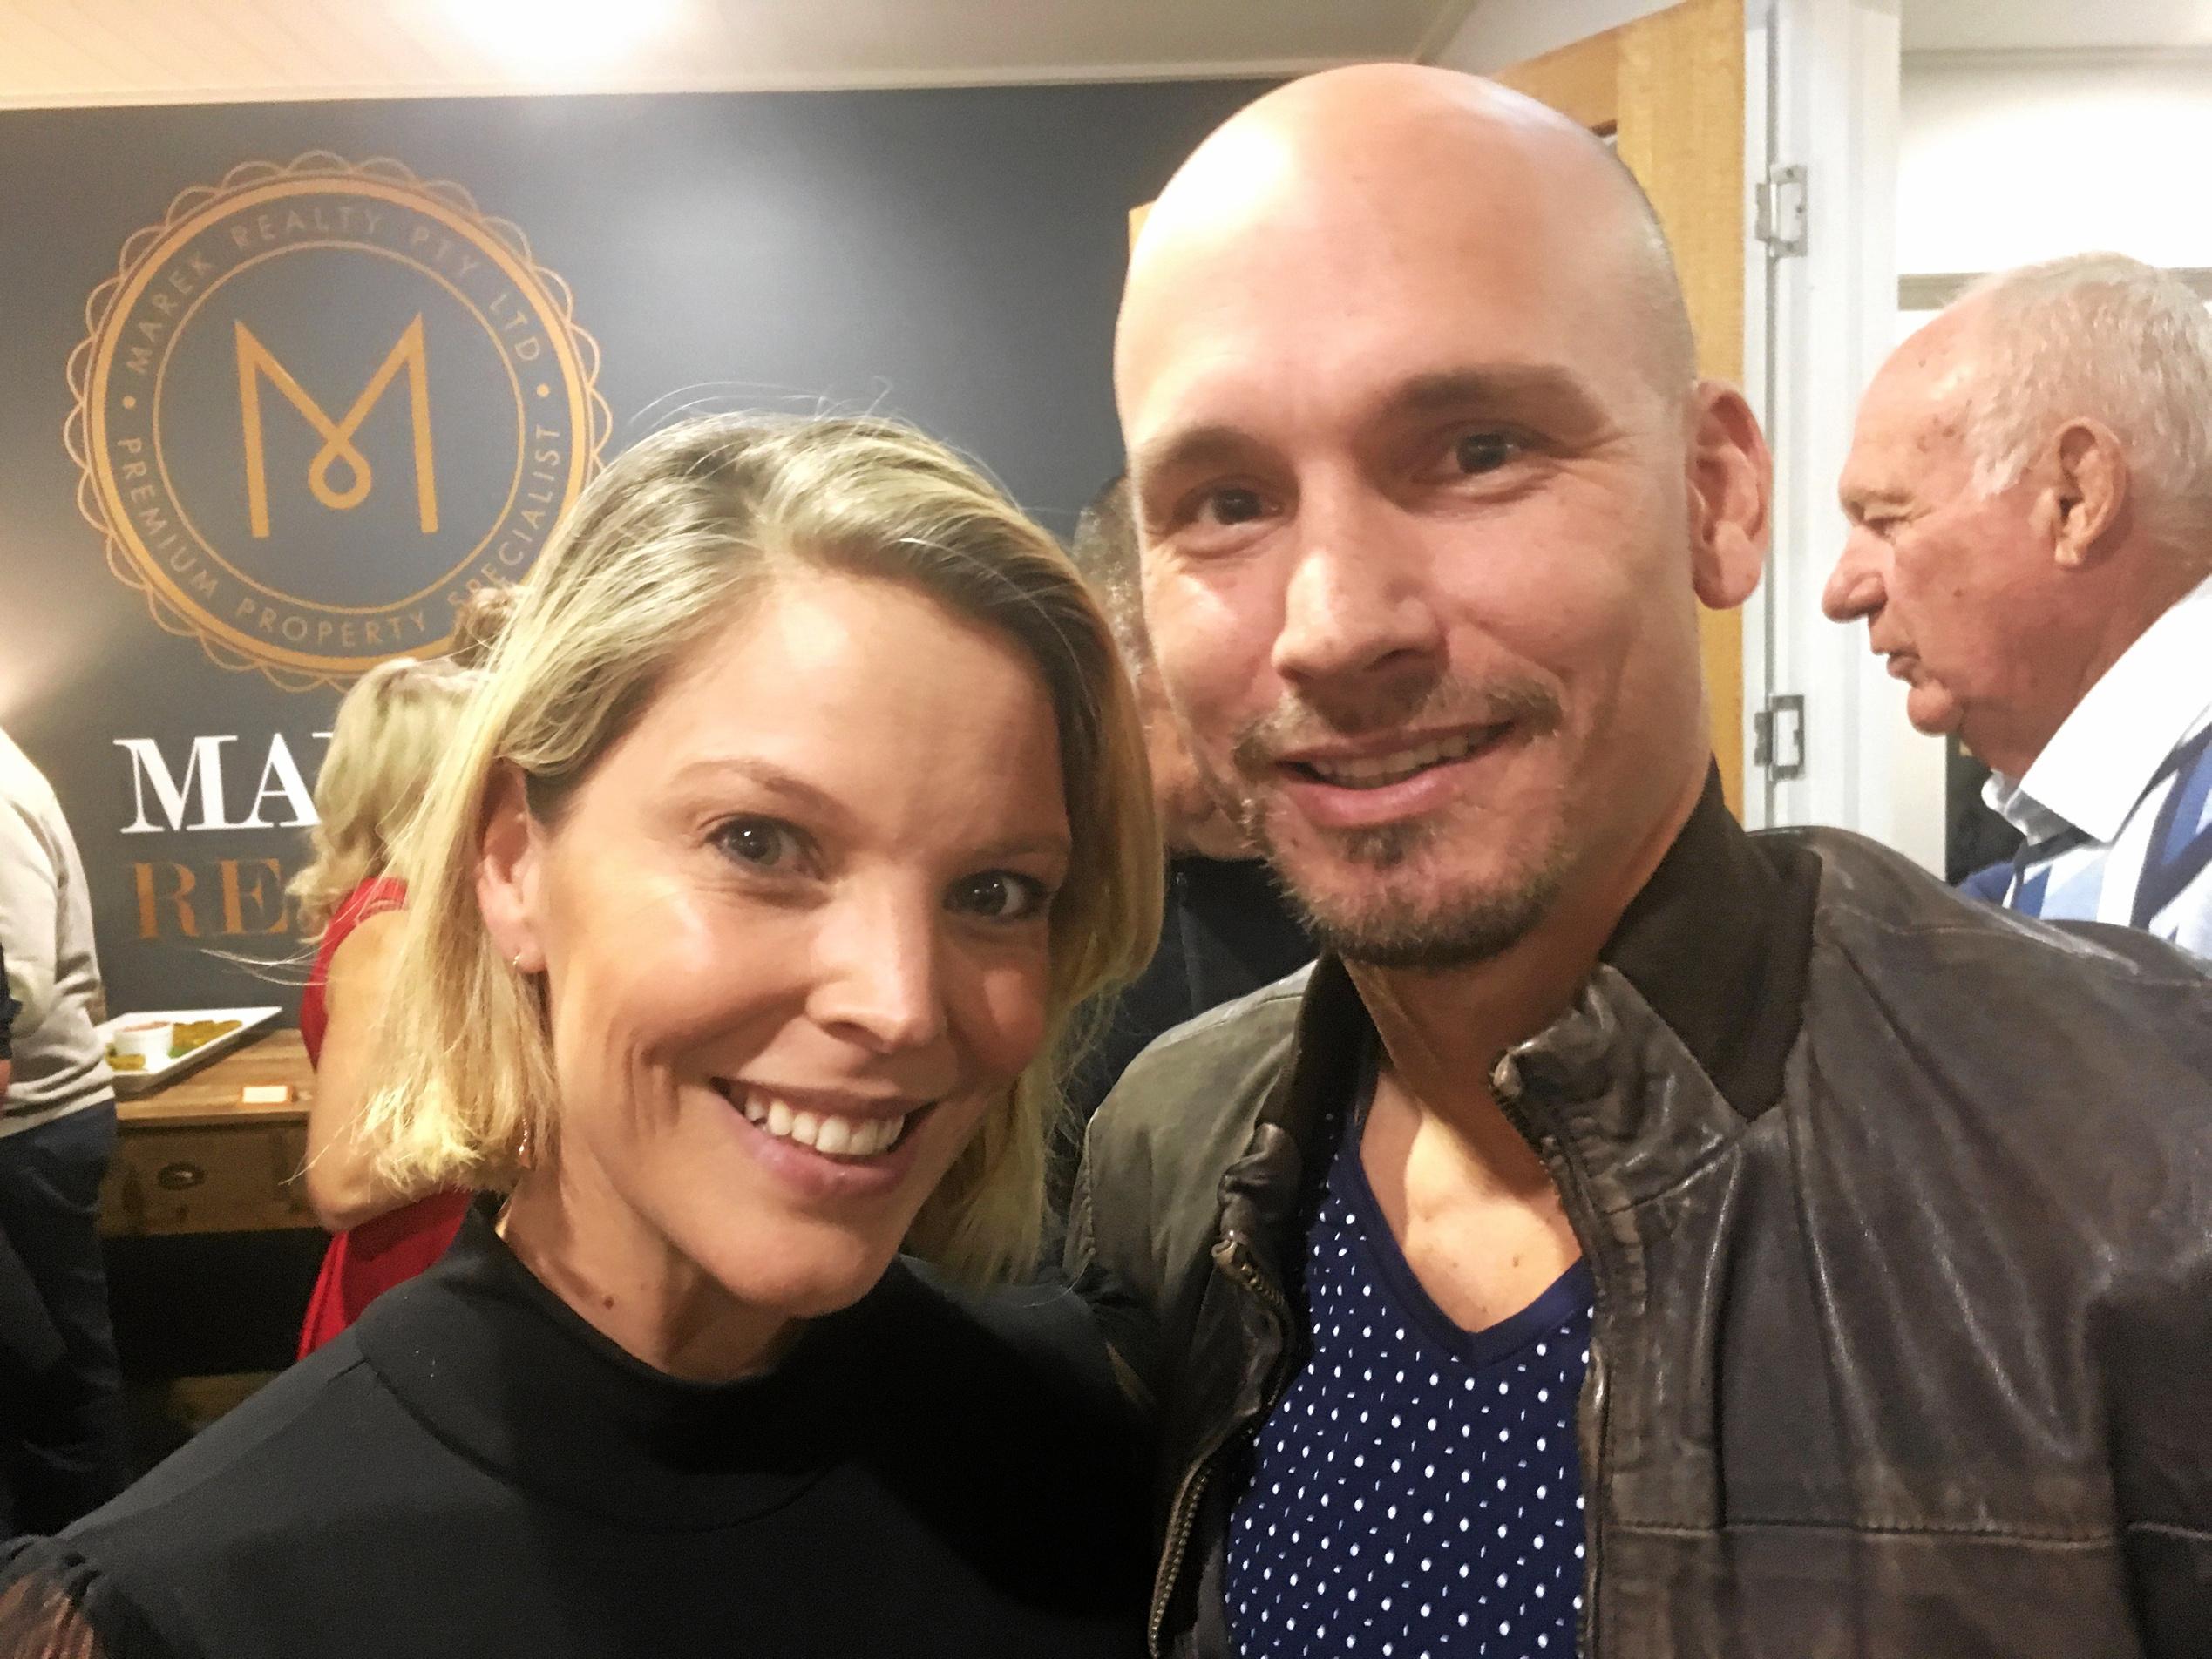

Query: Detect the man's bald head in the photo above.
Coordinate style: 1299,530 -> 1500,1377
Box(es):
1107,62 -> 1770,972
1121,65 -> 1698,409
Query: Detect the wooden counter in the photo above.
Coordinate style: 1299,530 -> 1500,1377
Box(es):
101,1030 -> 318,1237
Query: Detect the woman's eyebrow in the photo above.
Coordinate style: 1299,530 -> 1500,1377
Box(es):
669,755 -> 848,821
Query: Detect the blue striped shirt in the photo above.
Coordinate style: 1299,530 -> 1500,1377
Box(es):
1984,575 -> 2212,958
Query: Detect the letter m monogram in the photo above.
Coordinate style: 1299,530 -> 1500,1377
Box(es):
235,315 -> 439,538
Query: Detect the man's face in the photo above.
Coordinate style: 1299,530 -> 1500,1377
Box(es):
1826,349 -> 2060,764
1135,662 -> 1252,861
1118,171 -> 1721,968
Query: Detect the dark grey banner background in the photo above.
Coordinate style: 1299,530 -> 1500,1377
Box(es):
0,79 -> 1263,1019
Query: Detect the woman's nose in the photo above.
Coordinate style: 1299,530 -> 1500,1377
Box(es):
804,890 -> 951,1056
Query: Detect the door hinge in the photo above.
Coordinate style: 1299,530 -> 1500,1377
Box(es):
1754,163 -> 1808,257
1754,694 -> 1806,779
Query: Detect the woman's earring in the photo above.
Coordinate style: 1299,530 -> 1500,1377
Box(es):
517,1114 -> 535,1169
511,949 -> 526,972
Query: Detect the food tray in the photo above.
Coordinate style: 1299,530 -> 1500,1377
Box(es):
95,1006 -> 284,1097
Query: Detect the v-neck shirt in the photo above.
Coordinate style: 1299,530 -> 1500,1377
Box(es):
1225,1066 -> 1591,1658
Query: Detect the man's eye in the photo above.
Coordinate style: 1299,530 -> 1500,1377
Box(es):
1454,432 -> 1520,475
947,871 -> 1051,922
713,817 -> 807,871
1198,486 -> 1266,525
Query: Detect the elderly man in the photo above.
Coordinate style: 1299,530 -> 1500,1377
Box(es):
1062,476 -> 1311,1126
1066,65 -> 2212,1659
1827,255 -> 2212,951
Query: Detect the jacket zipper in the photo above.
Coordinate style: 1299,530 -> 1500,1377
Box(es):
1492,1076 -> 1611,1659
1147,1233 -> 1295,1657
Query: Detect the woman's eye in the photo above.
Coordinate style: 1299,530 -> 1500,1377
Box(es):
947,871 -> 1050,923
1454,431 -> 1520,475
712,817 -> 807,872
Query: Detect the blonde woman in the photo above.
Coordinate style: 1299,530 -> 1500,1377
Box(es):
0,415 -> 1161,1658
289,656 -> 481,1355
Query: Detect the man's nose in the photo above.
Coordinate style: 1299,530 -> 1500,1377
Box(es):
1272,488 -> 1445,692
1822,530 -> 1888,624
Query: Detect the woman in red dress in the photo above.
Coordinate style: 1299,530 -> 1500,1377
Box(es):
290,653 -> 485,1355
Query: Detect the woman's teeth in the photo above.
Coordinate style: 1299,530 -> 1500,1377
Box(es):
1306,728 -> 1490,789
742,1095 -> 907,1159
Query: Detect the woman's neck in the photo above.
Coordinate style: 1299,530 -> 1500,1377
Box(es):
497,1162 -> 797,1382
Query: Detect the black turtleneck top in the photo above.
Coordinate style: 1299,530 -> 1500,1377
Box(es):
0,1210 -> 1150,1658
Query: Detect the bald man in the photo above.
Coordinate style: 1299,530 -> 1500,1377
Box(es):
1829,255 -> 2212,951
1064,67 -> 2212,1659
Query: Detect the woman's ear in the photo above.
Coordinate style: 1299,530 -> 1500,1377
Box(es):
1687,380 -> 1773,611
478,763 -> 546,973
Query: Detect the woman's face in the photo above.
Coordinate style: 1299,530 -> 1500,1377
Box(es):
487,570 -> 1070,1339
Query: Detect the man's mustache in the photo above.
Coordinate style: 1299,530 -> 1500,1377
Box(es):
1226,677 -> 1564,781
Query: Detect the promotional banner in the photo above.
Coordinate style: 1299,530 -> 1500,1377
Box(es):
0,81 -> 1259,1017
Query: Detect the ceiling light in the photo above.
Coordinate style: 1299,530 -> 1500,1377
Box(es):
438,0 -> 687,85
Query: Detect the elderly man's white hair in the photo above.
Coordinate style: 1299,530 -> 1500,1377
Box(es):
1958,253 -> 2212,562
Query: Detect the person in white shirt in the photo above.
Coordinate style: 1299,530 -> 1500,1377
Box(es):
0,724 -> 126,1537
1824,253 -> 2212,957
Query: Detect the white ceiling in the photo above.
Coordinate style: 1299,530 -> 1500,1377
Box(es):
0,0 -> 1476,108
1903,0 -> 2212,53
9,1 -> 2203,112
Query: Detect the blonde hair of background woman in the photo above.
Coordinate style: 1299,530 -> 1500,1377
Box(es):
361,414 -> 1164,1284
288,657 -> 484,938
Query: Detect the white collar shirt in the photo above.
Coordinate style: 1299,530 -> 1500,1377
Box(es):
1981,572 -> 2212,957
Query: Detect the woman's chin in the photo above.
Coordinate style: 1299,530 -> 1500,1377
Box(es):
697,1225 -> 905,1322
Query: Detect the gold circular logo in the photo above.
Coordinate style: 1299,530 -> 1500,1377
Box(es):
68,152 -> 608,688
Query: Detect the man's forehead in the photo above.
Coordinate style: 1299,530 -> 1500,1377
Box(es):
1120,217 -> 1634,450
1119,120 -> 1683,450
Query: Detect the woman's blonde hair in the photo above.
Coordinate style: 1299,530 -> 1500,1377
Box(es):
288,656 -> 483,937
445,580 -> 520,669
363,414 -> 1163,1283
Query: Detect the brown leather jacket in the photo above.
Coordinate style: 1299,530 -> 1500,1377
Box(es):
1066,782 -> 2212,1657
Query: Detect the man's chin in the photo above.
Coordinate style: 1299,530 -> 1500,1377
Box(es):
1269,849 -> 1566,972
1903,681 -> 1964,740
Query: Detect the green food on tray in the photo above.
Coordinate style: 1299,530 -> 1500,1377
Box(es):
169,1019 -> 242,1058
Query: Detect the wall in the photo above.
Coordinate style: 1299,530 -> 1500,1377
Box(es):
0,80 -> 1264,1018
1900,51 -> 2212,288
1430,0 -> 1681,74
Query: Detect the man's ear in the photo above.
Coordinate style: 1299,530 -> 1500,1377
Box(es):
1686,381 -> 1772,611
478,763 -> 546,973
2034,418 -> 2131,570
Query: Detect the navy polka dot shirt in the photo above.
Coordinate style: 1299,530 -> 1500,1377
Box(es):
1225,1088 -> 1591,1657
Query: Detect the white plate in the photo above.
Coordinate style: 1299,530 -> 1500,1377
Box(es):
95,1006 -> 284,1097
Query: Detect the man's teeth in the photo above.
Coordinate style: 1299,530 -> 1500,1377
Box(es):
743,1095 -> 906,1158
1307,729 -> 1488,789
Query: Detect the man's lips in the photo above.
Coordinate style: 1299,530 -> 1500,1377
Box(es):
1268,722 -> 1517,832
1275,723 -> 1510,792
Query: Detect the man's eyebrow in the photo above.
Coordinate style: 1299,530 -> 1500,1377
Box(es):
1130,364 -> 1606,488
1838,484 -> 1909,520
1128,423 -> 1255,493
1386,364 -> 1596,418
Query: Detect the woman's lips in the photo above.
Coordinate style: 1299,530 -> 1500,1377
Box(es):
708,1079 -> 933,1194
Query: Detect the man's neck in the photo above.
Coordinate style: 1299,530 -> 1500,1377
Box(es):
1347,764 -> 1708,1130
1990,561 -> 2202,781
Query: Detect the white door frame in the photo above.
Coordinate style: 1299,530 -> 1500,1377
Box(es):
1740,0 -> 1944,870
